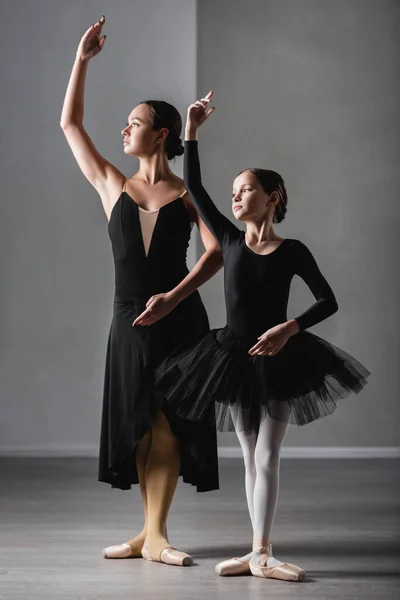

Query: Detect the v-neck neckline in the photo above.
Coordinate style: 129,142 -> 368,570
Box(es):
137,209 -> 159,258
108,191 -> 186,261
124,192 -> 183,261
123,190 -> 184,213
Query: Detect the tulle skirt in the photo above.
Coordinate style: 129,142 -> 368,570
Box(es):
154,325 -> 371,434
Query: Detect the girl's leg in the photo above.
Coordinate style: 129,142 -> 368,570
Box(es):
231,406 -> 258,528
231,406 -> 258,562
252,406 -> 289,567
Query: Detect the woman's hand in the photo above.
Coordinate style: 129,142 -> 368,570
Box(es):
76,15 -> 106,62
248,320 -> 300,356
185,90 -> 216,133
132,292 -> 179,327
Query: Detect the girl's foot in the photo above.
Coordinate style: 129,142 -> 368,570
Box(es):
249,541 -> 306,581
215,553 -> 252,576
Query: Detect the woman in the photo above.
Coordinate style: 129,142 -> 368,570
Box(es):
60,17 -> 223,566
155,91 -> 371,579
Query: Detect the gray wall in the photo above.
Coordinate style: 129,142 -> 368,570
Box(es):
0,0 -> 398,455
197,0 -> 400,447
0,0 -> 198,454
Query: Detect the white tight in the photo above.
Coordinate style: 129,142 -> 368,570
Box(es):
232,404 -> 290,555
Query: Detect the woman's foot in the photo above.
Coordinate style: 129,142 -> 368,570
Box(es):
102,531 -> 146,559
249,541 -> 306,581
141,537 -> 193,566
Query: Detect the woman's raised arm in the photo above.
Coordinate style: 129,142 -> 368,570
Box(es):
60,16 -> 124,219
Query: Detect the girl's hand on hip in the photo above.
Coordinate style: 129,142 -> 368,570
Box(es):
132,292 -> 178,327
76,15 -> 106,61
248,322 -> 295,356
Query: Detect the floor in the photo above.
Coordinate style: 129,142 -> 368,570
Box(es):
0,457 -> 399,600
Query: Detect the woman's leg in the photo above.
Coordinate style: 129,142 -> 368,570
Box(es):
123,430 -> 152,553
251,407 -> 290,567
142,410 -> 191,564
102,430 -> 152,558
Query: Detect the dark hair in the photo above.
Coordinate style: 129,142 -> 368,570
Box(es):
238,168 -> 288,223
140,100 -> 184,160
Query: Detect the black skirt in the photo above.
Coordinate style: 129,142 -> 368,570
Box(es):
98,295 -> 219,492
154,325 -> 371,434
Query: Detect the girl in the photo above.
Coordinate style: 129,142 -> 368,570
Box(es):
60,19 -> 224,566
155,91 -> 370,579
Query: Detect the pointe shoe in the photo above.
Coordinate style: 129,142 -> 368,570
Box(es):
102,542 -> 140,559
102,527 -> 167,559
141,543 -> 193,566
249,542 -> 306,582
215,557 -> 251,576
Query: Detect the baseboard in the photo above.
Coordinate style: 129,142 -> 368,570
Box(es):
0,445 -> 399,459
218,446 -> 400,459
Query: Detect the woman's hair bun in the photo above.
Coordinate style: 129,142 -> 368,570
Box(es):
140,100 -> 184,160
174,137 -> 184,157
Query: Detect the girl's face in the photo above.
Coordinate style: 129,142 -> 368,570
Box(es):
231,172 -> 273,222
121,104 -> 167,157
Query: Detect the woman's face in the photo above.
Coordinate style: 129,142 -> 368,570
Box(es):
121,104 -> 167,157
231,171 -> 272,222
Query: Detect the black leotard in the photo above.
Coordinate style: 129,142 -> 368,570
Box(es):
184,140 -> 338,339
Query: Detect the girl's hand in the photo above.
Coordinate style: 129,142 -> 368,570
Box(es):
248,321 -> 298,356
76,16 -> 106,62
132,292 -> 179,327
186,90 -> 216,132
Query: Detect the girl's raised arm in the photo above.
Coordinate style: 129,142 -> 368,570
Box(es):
184,92 -> 240,252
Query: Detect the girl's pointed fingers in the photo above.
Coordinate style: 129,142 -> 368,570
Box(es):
204,106 -> 216,119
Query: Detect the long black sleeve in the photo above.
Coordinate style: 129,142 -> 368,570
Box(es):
292,241 -> 339,331
184,140 -> 240,251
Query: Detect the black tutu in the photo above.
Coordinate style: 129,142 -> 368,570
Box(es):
154,325 -> 371,434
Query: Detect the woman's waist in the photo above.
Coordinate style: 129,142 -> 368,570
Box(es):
113,289 -> 208,323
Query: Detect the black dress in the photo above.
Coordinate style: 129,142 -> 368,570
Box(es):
154,141 -> 371,434
98,188 -> 219,492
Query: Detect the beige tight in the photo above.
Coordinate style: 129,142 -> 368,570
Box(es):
124,410 -> 181,559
